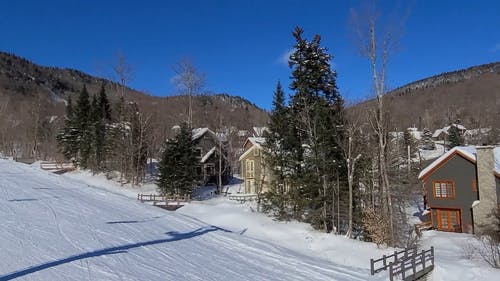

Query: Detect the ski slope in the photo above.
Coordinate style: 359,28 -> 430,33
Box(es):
0,159 -> 375,281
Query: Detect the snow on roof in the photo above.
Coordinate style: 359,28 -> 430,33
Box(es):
192,128 -> 216,141
201,147 -> 217,163
239,137 -> 266,161
432,124 -> 468,138
432,129 -> 444,138
252,127 -> 268,137
248,137 -> 266,148
418,146 -> 500,179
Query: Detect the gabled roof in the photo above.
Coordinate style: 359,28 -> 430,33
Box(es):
432,124 -> 467,138
242,137 -> 266,149
239,137 -> 266,161
252,127 -> 269,137
192,128 -> 216,141
418,146 -> 500,180
201,147 -> 217,163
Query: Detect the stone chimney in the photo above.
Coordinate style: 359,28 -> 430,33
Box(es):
472,146 -> 498,232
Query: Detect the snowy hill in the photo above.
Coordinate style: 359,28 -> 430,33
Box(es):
0,159 -> 373,281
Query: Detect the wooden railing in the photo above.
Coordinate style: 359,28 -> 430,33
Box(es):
228,194 -> 258,203
40,162 -> 75,170
370,246 -> 434,281
137,193 -> 191,204
389,247 -> 434,281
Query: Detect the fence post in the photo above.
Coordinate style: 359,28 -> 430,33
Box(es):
421,249 -> 426,271
383,255 -> 387,268
370,259 -> 374,275
403,259 -> 407,280
431,246 -> 434,266
412,254 -> 416,276
394,250 -> 398,263
389,263 -> 393,281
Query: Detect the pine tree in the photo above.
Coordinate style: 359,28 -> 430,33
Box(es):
263,81 -> 293,219
448,125 -> 464,149
157,122 -> 197,195
57,94 -> 79,160
421,128 -> 435,150
74,85 -> 92,168
92,84 -> 112,171
263,27 -> 345,232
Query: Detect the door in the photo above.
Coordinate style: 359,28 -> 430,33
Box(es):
436,209 -> 461,232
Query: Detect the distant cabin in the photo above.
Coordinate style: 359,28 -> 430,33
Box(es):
239,137 -> 270,194
432,124 -> 467,141
191,128 -> 231,185
418,146 -> 499,233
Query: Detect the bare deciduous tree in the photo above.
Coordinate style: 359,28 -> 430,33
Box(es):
351,0 -> 408,245
172,58 -> 205,126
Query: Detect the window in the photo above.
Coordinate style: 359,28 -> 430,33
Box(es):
195,148 -> 202,158
433,181 -> 454,199
436,209 -> 461,232
253,148 -> 260,157
205,164 -> 215,175
246,160 -> 255,178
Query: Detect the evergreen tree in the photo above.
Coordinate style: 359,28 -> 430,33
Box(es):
157,122 -> 197,195
57,94 -> 79,160
75,85 -> 92,168
98,84 -> 112,121
402,129 -> 417,155
289,27 -> 345,230
421,128 -> 435,150
448,125 -> 464,148
93,85 -> 112,171
263,27 -> 345,232
263,81 -> 293,219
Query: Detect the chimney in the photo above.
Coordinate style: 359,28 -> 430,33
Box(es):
472,146 -> 498,233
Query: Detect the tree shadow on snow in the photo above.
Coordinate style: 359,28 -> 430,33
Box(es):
7,199 -> 38,202
0,226 -> 231,280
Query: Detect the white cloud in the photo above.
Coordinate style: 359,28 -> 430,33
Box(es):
276,48 -> 295,65
491,42 -> 500,52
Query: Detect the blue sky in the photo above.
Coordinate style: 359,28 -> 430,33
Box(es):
1,0 -> 499,109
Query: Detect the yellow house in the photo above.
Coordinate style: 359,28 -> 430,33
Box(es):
238,137 -> 270,194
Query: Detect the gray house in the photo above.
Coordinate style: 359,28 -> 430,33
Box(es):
418,146 -> 499,233
192,128 -> 230,185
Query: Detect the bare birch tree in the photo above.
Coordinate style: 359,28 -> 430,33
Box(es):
351,0 -> 408,245
172,58 -> 205,126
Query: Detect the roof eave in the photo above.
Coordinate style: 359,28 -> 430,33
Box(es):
418,149 -> 476,181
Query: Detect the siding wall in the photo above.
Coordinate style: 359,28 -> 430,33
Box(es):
424,154 -> 478,233
240,147 -> 262,193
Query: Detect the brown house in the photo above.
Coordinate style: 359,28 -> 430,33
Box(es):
418,146 -> 499,233
192,128 -> 230,185
239,137 -> 270,194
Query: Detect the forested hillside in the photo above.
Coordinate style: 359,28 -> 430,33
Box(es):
0,52 -> 269,160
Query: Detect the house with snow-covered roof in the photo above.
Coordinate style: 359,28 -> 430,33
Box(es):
418,146 -> 499,234
432,124 -> 467,141
239,137 -> 270,194
191,128 -> 230,186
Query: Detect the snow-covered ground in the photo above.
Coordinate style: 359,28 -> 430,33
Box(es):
419,143 -> 445,160
2,159 -> 498,280
0,159 -> 376,280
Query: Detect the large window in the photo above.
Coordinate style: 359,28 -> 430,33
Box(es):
246,160 -> 255,178
433,181 -> 454,199
436,209 -> 460,232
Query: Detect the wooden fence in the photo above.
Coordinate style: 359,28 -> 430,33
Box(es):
40,162 -> 75,171
228,194 -> 258,203
137,193 -> 191,204
370,247 -> 434,281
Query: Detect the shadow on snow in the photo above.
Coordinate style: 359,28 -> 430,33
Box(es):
0,226 -> 231,280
